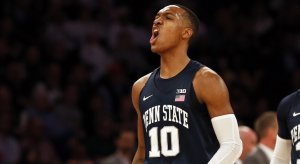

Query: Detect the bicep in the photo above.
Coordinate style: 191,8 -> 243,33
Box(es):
194,68 -> 233,118
136,113 -> 145,148
131,77 -> 148,160
131,82 -> 145,147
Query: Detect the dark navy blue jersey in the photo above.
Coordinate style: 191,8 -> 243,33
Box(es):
139,60 -> 219,164
277,89 -> 300,164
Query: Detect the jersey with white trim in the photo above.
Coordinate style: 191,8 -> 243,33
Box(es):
277,89 -> 300,164
139,60 -> 219,164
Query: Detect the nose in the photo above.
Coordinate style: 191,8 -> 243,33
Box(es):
153,17 -> 162,26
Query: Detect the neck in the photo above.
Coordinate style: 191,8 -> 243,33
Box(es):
159,50 -> 190,79
260,138 -> 275,150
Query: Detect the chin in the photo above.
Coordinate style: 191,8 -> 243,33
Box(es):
150,47 -> 160,55
150,45 -> 158,53
151,45 -> 166,55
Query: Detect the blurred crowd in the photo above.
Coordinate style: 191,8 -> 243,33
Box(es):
0,0 -> 299,163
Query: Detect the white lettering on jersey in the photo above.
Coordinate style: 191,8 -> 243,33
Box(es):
142,105 -> 189,132
291,124 -> 300,145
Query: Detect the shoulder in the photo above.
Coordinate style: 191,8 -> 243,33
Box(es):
278,90 -> 299,109
277,90 -> 299,116
243,147 -> 268,164
132,73 -> 152,93
193,66 -> 228,101
131,72 -> 152,112
194,66 -> 219,79
251,146 -> 266,156
194,66 -> 225,88
192,66 -> 233,116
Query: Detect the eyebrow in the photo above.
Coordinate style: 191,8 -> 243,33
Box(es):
155,12 -> 177,18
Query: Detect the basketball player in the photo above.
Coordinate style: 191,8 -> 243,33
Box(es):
271,89 -> 300,164
131,4 -> 242,164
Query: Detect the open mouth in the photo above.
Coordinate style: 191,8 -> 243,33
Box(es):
153,29 -> 159,38
150,29 -> 159,44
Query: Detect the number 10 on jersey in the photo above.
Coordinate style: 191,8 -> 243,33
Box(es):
148,126 -> 180,157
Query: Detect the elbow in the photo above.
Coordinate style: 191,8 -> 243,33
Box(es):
232,139 -> 243,159
208,139 -> 243,164
228,139 -> 243,161
224,139 -> 243,160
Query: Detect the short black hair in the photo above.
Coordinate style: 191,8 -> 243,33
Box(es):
175,4 -> 200,41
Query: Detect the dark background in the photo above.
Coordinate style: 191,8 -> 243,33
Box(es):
0,0 -> 299,163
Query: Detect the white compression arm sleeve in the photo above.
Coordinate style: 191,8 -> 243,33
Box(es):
270,136 -> 291,164
208,114 -> 243,164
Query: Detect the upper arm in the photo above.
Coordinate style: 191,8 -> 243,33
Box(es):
193,67 -> 233,118
131,73 -> 151,115
131,73 -> 151,148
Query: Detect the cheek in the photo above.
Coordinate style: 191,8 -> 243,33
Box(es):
163,30 -> 181,44
165,24 -> 182,35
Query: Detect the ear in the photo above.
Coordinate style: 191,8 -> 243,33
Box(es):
182,28 -> 193,39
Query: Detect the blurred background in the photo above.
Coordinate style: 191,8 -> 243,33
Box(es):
0,0 -> 299,163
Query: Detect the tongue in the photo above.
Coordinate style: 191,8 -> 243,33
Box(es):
149,35 -> 156,44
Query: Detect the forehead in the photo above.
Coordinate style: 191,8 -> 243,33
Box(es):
157,5 -> 185,15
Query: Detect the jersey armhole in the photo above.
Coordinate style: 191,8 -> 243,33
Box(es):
190,65 -> 206,106
138,69 -> 159,105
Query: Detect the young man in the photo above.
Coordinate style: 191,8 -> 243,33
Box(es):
271,89 -> 300,164
131,4 -> 242,164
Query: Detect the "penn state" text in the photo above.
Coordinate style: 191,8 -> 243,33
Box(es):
291,124 -> 300,145
142,105 -> 189,131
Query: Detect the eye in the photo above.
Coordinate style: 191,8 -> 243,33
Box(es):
165,14 -> 174,20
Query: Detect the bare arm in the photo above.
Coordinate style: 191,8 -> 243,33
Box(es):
131,74 -> 151,164
193,67 -> 233,117
194,67 -> 242,163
